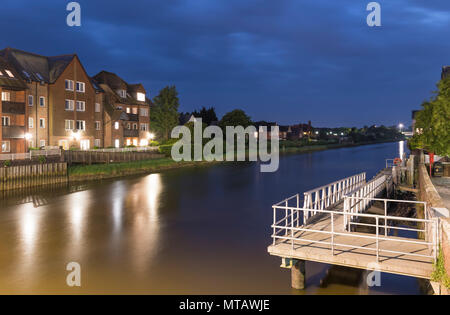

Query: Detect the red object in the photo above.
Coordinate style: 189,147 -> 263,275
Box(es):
394,158 -> 402,165
429,152 -> 435,175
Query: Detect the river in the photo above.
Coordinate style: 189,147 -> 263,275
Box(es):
0,141 -> 427,294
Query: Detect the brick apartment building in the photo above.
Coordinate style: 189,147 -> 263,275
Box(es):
0,48 -> 151,153
93,71 -> 151,148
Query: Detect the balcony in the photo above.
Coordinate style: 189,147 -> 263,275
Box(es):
2,126 -> 26,139
1,101 -> 25,115
127,113 -> 139,122
123,129 -> 139,138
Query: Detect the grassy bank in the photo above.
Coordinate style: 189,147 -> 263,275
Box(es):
68,139 -> 398,182
68,158 -> 216,182
279,139 -> 399,155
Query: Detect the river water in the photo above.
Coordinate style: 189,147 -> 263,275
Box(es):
0,141 -> 426,294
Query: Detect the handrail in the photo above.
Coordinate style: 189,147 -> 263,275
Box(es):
271,206 -> 438,262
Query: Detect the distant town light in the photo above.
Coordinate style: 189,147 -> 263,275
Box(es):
315,131 -> 319,135
398,123 -> 404,130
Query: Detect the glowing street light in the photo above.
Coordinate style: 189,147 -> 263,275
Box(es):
72,131 -> 81,141
398,123 -> 404,132
148,133 -> 155,140
24,133 -> 32,140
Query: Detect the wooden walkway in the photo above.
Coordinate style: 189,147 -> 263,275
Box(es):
268,172 -> 436,280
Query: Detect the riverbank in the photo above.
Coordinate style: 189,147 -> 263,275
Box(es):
280,139 -> 399,155
68,139 -> 399,182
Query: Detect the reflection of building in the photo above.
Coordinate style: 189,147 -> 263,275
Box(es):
0,56 -> 28,153
93,71 -> 151,148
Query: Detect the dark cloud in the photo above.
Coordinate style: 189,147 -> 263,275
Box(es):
1,0 -> 449,127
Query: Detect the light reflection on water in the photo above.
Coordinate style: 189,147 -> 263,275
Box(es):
0,142 -> 426,294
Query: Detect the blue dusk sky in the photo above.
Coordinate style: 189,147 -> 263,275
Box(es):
1,0 -> 450,127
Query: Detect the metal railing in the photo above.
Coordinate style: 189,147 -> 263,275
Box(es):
87,147 -> 159,153
302,172 -> 366,221
271,203 -> 438,262
343,174 -> 392,227
386,159 -> 395,168
0,149 -> 61,161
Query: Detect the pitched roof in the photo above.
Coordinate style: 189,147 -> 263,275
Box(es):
0,56 -> 27,90
0,47 -> 75,84
93,70 -> 149,106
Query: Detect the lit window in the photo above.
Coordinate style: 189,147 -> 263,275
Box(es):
115,139 -> 120,148
137,92 -> 145,102
28,95 -> 33,106
140,108 -> 148,116
126,107 -> 131,114
1,92 -> 10,101
65,120 -> 74,130
39,118 -> 45,128
140,123 -> 149,131
5,70 -> 14,78
76,82 -> 85,93
39,96 -> 45,107
65,80 -> 74,91
76,101 -> 85,112
65,100 -> 74,111
29,118 -> 34,129
2,116 -> 10,126
114,122 -> 119,130
40,140 -> 46,148
132,107 -> 138,115
126,139 -> 131,146
1,141 -> 10,153
95,121 -> 101,130
94,139 -> 101,147
118,90 -> 126,98
76,120 -> 86,131
133,139 -> 138,146
140,139 -> 148,146
95,103 -> 101,112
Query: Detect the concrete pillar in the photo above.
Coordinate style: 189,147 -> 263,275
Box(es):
291,260 -> 306,290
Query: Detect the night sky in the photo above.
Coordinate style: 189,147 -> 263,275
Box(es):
2,0 -> 450,127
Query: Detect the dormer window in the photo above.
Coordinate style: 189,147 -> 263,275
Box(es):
5,70 -> 14,78
118,90 -> 127,98
137,92 -> 146,102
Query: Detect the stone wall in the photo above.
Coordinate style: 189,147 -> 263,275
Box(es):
418,163 -> 450,294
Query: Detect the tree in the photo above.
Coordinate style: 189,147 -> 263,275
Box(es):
219,109 -> 252,129
410,79 -> 450,156
151,86 -> 180,142
191,106 -> 218,125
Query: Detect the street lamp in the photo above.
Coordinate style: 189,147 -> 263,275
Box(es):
398,123 -> 404,132
72,131 -> 81,141
24,133 -> 32,141
148,133 -> 155,140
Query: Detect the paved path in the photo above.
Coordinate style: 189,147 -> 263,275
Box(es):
431,177 -> 450,209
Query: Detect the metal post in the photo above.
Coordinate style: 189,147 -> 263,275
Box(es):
384,200 -> 387,236
331,212 -> 334,255
272,207 -> 276,245
376,216 -> 379,262
291,208 -> 294,250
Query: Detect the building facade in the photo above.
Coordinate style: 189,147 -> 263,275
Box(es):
93,71 -> 151,148
0,48 -> 151,153
0,56 -> 28,153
